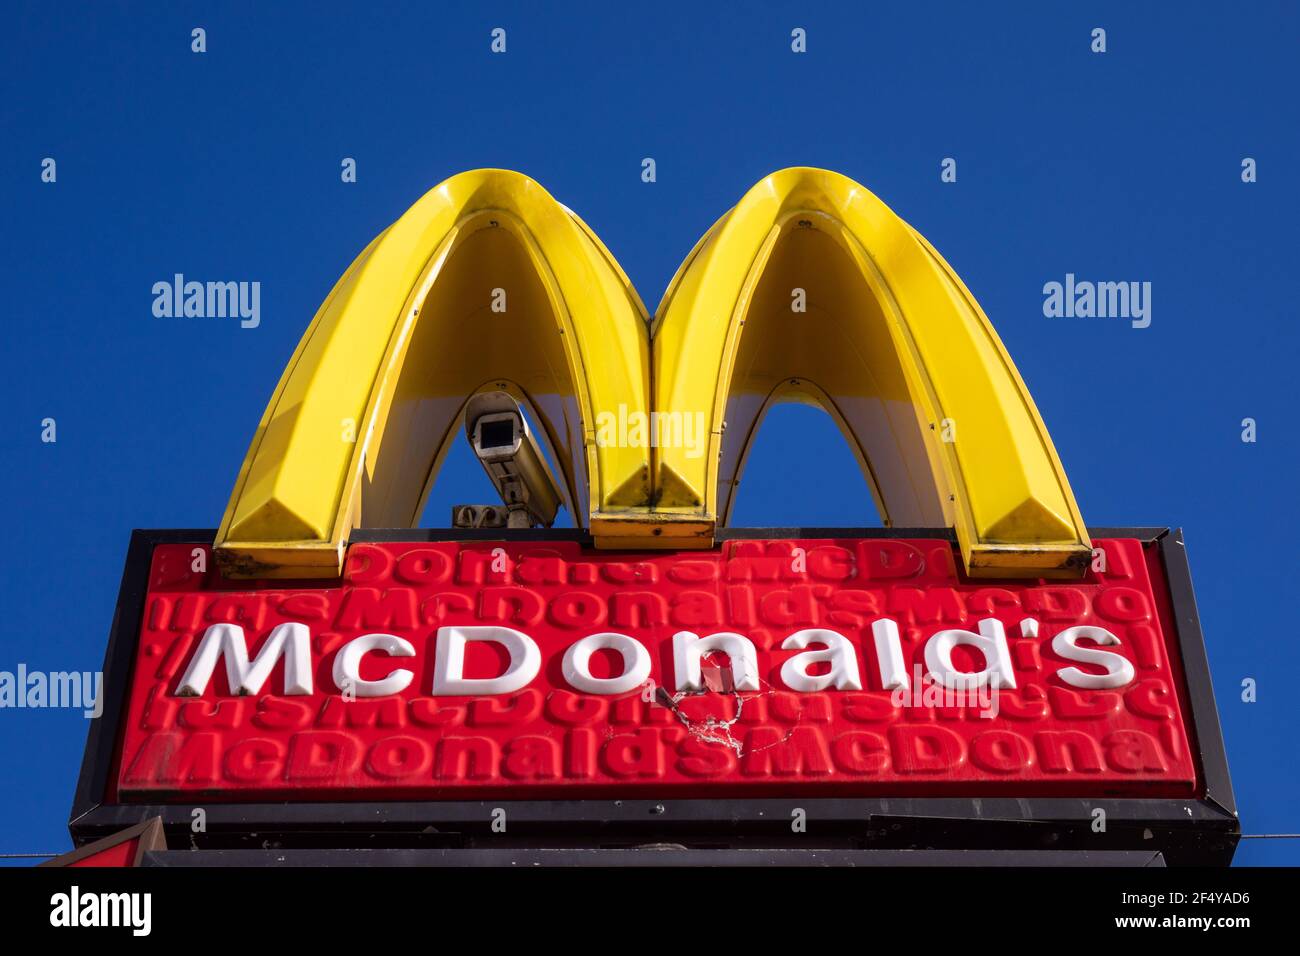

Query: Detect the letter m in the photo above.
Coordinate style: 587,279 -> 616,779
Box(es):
175,622 -> 313,696
207,280 -> 239,318
1096,281 -> 1128,318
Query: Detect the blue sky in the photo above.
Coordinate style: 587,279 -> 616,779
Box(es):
1,1 -> 1296,863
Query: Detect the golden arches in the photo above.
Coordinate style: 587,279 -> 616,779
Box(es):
216,167 -> 1089,579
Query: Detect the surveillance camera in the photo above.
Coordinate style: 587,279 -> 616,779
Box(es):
450,504 -> 509,529
461,391 -> 563,529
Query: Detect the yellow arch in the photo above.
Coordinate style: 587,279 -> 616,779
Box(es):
216,167 -> 1089,579
650,167 -> 1090,577
215,169 -> 651,577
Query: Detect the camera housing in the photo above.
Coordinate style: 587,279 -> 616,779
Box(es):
457,391 -> 564,529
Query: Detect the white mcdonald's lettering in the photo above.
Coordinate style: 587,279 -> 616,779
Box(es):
672,631 -> 760,692
779,629 -> 863,692
332,633 -> 416,697
431,626 -> 541,696
871,619 -> 910,691
1052,625 -> 1136,689
171,620 -> 1138,699
562,632 -> 652,695
175,622 -> 313,696
924,619 -> 1018,691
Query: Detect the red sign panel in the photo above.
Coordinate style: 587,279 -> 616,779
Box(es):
113,537 -> 1198,800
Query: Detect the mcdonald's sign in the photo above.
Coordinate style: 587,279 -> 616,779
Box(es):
71,169 -> 1237,865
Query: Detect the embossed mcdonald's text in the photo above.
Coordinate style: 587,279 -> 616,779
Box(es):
112,538 -> 1198,800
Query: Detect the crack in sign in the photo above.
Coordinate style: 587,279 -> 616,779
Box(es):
652,656 -> 797,758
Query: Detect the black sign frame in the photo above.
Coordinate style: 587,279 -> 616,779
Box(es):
69,527 -> 1238,866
